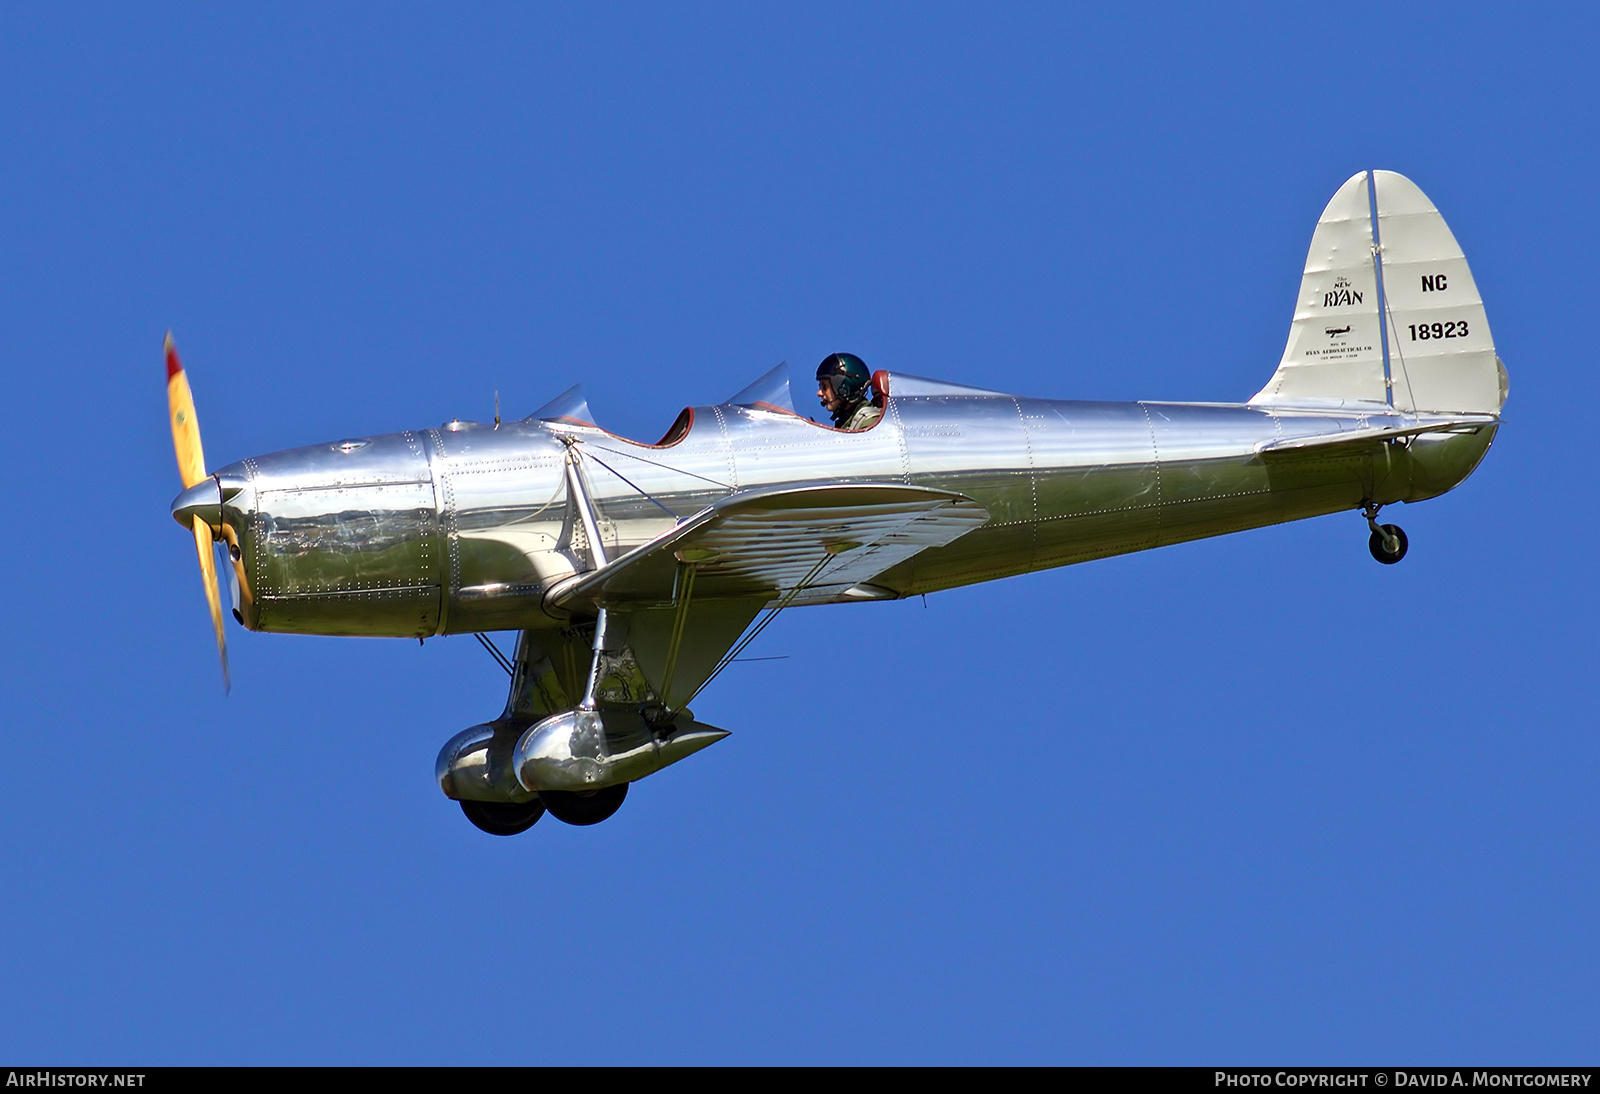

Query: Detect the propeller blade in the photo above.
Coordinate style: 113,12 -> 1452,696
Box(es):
193,516 -> 231,693
167,332 -> 230,692
166,332 -> 207,489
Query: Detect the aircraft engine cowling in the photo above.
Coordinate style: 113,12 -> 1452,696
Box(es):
218,433 -> 444,638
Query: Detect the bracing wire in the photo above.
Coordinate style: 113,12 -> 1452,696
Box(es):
586,442 -> 732,490
580,449 -> 681,519
682,553 -> 833,707
1382,292 -> 1418,413
474,632 -> 514,677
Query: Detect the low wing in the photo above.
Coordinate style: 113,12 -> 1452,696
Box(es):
1255,417 -> 1495,460
554,482 -> 990,609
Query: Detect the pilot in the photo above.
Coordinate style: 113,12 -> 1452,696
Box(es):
815,352 -> 881,431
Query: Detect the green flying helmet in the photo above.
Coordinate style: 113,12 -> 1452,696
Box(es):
815,352 -> 871,404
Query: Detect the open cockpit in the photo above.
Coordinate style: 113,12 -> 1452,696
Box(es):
520,362 -> 1010,448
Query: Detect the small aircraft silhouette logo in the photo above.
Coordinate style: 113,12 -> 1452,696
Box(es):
1325,325 -> 1352,337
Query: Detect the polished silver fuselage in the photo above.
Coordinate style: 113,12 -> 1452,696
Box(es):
209,387 -> 1495,640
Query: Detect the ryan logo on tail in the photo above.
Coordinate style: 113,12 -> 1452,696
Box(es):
168,169 -> 1506,835
1323,276 -> 1365,308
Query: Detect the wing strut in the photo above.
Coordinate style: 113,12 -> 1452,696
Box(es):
679,550 -> 834,708
560,437 -> 618,714
658,560 -> 698,708
560,437 -> 610,570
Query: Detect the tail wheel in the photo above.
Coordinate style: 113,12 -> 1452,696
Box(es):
541,783 -> 628,826
1368,524 -> 1408,565
459,797 -> 545,836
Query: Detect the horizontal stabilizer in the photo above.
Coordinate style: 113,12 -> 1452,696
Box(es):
1255,417 -> 1495,459
554,482 -> 989,608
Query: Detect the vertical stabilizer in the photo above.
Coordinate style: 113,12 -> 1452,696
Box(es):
1251,172 -> 1388,410
1373,171 -> 1503,414
1252,171 -> 1505,416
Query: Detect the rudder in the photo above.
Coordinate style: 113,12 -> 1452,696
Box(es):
1371,171 -> 1505,415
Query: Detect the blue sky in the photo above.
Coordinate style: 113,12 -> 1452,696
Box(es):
2,3 -> 1595,1063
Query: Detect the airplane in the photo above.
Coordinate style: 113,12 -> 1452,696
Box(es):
167,170 -> 1507,835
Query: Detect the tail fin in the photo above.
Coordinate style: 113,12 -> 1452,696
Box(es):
1251,171 -> 1506,415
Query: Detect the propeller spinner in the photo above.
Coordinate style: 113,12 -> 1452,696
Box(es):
165,333 -> 230,692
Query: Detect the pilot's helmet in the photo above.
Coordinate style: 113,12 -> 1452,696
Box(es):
816,352 -> 870,403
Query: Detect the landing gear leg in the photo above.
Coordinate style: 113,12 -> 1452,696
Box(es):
1362,502 -> 1408,565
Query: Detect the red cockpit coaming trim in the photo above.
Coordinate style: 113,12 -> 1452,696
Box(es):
653,407 -> 694,447
559,406 -> 696,449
